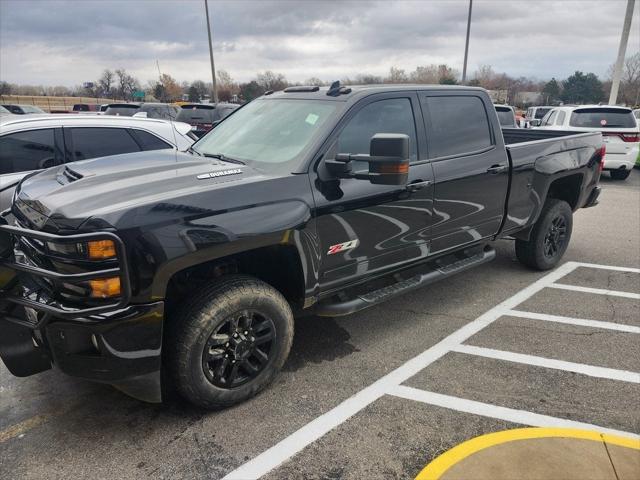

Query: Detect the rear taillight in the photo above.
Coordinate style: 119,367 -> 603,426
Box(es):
603,132 -> 640,142
597,145 -> 606,172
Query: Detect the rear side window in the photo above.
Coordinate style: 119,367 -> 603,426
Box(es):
337,98 -> 418,162
68,127 -> 142,161
129,129 -> 173,150
424,96 -> 492,158
569,108 -> 636,128
0,129 -> 61,174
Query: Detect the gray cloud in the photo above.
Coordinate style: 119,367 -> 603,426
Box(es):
0,0 -> 638,86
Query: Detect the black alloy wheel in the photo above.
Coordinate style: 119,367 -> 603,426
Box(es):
202,310 -> 276,388
543,215 -> 567,259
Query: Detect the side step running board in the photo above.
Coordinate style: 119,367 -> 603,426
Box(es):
314,247 -> 496,317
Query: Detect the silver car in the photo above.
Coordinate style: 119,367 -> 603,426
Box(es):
0,114 -> 196,211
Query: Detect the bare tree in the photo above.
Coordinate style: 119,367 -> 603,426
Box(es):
304,77 -> 325,86
385,67 -> 409,83
410,65 -> 439,84
115,68 -> 139,101
255,71 -> 288,91
97,69 -> 115,98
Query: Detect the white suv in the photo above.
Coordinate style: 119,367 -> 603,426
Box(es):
0,114 -> 196,210
536,105 -> 639,180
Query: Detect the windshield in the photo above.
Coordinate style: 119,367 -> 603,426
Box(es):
534,107 -> 551,119
193,99 -> 338,170
495,108 -> 515,126
22,105 -> 45,113
570,108 -> 636,128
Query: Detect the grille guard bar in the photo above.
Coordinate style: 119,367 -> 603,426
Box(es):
0,224 -> 132,321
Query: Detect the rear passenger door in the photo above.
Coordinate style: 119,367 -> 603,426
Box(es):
420,92 -> 509,254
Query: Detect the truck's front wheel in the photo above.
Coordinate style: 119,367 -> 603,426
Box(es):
515,198 -> 573,271
168,275 -> 294,409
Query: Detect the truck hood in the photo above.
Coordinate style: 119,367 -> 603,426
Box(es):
15,150 -> 263,228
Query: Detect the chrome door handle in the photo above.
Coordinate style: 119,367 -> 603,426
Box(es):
406,180 -> 432,192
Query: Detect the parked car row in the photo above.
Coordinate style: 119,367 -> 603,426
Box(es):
0,114 -> 196,210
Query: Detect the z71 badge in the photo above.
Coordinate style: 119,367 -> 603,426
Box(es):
327,239 -> 359,255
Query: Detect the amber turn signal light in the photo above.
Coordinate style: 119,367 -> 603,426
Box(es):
88,240 -> 116,259
89,277 -> 121,298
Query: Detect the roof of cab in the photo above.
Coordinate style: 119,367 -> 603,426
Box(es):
264,84 -> 486,102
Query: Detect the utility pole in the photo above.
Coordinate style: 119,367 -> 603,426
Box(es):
609,0 -> 635,105
204,0 -> 218,103
461,0 -> 473,84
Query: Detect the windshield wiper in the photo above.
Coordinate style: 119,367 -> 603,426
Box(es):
187,146 -> 202,156
201,153 -> 246,165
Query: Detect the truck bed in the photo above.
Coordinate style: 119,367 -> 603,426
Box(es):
501,127 -> 594,145
500,128 -> 603,237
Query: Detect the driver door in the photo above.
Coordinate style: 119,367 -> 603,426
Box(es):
311,92 -> 435,292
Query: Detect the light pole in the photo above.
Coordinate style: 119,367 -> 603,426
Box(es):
461,0 -> 473,84
609,0 -> 635,105
204,0 -> 218,103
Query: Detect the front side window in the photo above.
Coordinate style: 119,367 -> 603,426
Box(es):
0,128 -> 61,174
68,127 -> 141,161
194,99 -> 338,170
337,98 -> 417,162
535,107 -> 551,119
556,111 -> 566,125
542,110 -> 557,126
424,96 -> 492,158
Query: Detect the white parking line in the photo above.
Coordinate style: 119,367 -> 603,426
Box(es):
568,263 -> 640,274
388,386 -> 640,440
549,283 -> 640,299
453,344 -> 640,383
222,261 -> 638,480
506,310 -> 640,333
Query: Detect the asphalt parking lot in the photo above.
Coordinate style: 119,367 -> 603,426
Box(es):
1,170 -> 639,480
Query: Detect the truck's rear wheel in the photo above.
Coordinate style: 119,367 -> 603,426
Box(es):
515,198 -> 573,271
610,169 -> 630,180
167,275 -> 294,409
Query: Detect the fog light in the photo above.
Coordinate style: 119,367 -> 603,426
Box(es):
89,277 -> 121,298
88,240 -> 116,260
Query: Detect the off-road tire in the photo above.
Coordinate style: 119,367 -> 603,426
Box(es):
515,198 -> 573,271
167,275 -> 294,409
610,169 -> 630,180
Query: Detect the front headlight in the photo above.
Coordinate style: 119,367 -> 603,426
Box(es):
46,239 -> 116,260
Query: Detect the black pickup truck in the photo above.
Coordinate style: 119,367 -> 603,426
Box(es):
0,84 -> 603,408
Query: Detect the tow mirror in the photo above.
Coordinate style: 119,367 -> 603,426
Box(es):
325,133 -> 410,186
367,134 -> 410,185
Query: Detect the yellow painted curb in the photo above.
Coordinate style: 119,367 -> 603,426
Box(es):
415,427 -> 640,480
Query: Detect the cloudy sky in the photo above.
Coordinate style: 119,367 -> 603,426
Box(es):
0,0 -> 638,86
